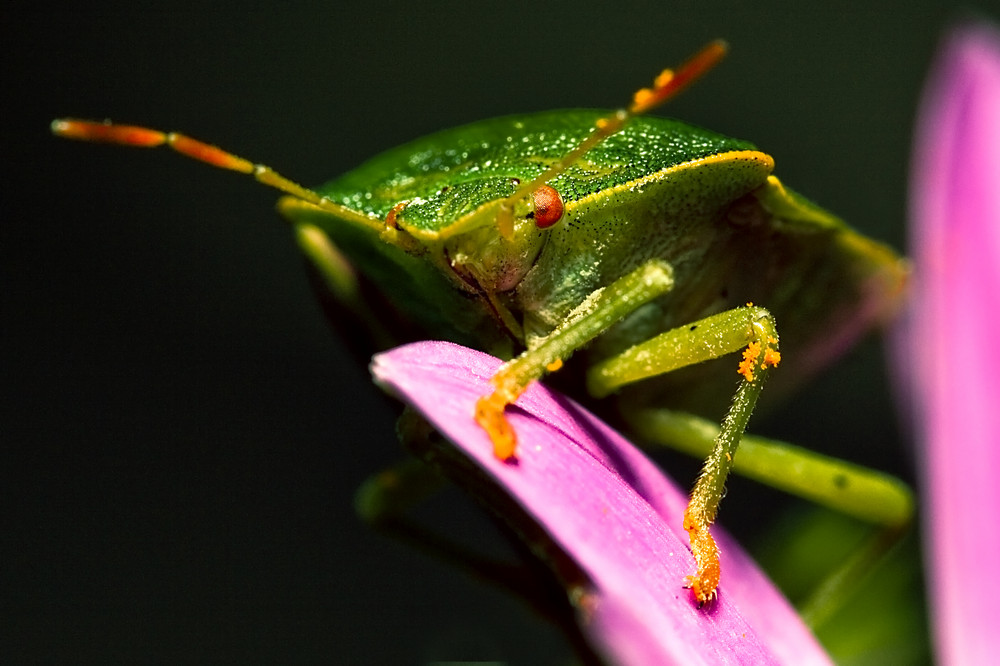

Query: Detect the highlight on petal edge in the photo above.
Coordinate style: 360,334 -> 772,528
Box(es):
899,20 -> 1000,666
370,340 -> 830,665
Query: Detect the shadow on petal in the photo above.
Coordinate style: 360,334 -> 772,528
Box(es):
372,340 -> 830,665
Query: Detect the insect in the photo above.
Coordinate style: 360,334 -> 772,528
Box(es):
52,41 -> 911,607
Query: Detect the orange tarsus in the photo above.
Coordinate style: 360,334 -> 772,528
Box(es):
683,506 -> 722,606
474,392 -> 518,461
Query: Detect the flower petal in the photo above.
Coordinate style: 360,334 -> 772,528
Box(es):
372,340 -> 830,665
905,21 -> 1000,665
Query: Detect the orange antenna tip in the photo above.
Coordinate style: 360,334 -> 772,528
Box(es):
629,39 -> 728,114
51,119 -> 167,147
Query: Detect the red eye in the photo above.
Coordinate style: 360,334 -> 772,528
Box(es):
531,184 -> 564,229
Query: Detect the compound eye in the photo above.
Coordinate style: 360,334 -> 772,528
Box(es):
530,185 -> 564,229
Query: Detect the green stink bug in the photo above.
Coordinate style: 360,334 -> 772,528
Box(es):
52,41 -> 911,607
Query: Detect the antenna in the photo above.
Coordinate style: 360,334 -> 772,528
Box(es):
493,40 -> 728,239
50,119 -> 378,230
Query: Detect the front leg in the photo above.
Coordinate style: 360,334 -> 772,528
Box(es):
475,260 -> 675,460
588,305 -> 781,605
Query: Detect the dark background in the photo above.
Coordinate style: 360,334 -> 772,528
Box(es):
4,1 -> 992,662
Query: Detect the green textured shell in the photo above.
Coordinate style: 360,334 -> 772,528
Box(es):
315,110 -> 757,233
284,108 -> 906,414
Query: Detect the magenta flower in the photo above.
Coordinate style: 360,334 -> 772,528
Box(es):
897,21 -> 1000,665
371,341 -> 830,665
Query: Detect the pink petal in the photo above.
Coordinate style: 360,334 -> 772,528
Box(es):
372,340 -> 830,665
905,21 -> 1000,665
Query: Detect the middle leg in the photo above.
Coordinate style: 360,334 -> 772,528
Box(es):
588,305 -> 781,605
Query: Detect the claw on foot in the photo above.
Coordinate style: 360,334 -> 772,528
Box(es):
683,507 -> 721,606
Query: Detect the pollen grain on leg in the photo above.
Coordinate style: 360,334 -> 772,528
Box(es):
763,335 -> 781,368
738,340 -> 762,382
763,347 -> 781,368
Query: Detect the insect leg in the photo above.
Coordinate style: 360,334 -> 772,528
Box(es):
277,192 -> 432,355
295,223 -> 362,312
622,407 -> 913,623
356,408 -> 588,636
623,408 -> 913,528
475,259 -> 675,460
354,422 -> 530,590
587,305 -> 780,606
292,219 -> 399,350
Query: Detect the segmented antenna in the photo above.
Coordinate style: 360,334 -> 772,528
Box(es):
52,40 -> 727,242
493,40 -> 728,239
49,119 -> 378,230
